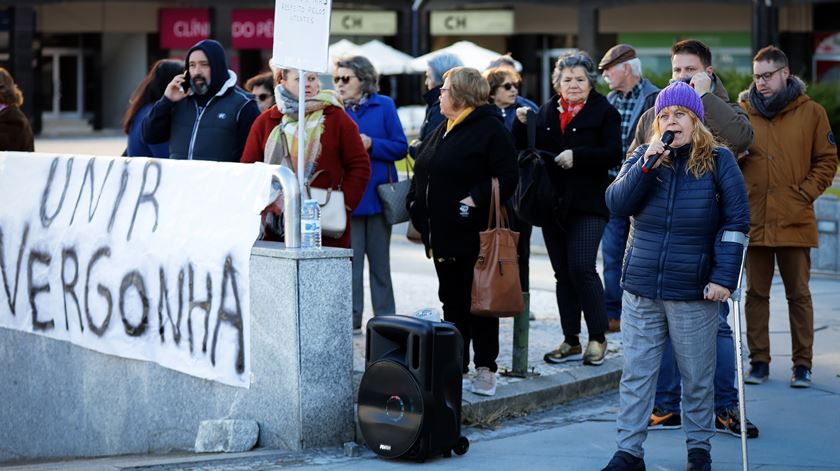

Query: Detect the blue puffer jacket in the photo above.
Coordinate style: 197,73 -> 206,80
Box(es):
606,144 -> 750,301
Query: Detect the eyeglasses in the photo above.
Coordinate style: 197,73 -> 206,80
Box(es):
753,66 -> 785,83
333,75 -> 356,85
256,93 -> 272,101
500,82 -> 520,91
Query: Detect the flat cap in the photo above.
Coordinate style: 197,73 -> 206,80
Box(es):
599,44 -> 637,70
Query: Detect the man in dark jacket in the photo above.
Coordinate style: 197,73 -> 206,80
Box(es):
598,44 -> 660,333
142,39 -> 260,162
631,39 -> 759,441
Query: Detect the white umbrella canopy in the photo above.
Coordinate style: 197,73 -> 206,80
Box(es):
328,39 -> 363,65
357,40 -> 415,75
407,40 -> 522,73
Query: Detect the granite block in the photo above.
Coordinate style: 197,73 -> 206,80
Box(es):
0,243 -> 353,461
194,419 -> 259,453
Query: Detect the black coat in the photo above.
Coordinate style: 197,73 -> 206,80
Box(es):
512,89 -> 622,218
0,105 -> 34,152
408,105 -> 518,258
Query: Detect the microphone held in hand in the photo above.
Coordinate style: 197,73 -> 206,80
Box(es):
641,131 -> 675,174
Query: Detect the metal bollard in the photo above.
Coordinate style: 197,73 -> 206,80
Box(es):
511,291 -> 530,374
271,166 -> 301,249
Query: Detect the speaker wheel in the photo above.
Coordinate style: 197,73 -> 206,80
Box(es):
453,436 -> 469,455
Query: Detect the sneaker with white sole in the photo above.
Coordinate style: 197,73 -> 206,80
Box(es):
584,340 -> 607,366
471,367 -> 496,396
544,342 -> 583,363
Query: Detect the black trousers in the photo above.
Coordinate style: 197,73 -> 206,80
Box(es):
542,213 -> 609,340
433,255 -> 500,373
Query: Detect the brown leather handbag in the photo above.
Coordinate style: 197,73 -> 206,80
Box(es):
470,178 -> 524,317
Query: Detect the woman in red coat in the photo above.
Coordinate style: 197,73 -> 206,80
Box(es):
242,67 -> 370,248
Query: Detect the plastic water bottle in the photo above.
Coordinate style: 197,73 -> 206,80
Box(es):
301,199 -> 322,249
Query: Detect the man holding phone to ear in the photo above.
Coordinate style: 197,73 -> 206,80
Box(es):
625,39 -> 760,444
142,39 -> 260,162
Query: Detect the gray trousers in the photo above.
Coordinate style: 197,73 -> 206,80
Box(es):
351,214 -> 396,328
616,291 -> 718,458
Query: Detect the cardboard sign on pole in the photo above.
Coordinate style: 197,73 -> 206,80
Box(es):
273,0 -> 333,73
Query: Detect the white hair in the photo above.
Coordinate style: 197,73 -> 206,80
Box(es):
623,58 -> 643,77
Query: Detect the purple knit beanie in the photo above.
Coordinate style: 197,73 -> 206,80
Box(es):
655,81 -> 704,122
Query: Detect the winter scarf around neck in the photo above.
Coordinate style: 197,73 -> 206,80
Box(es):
748,77 -> 804,120
558,96 -> 585,133
264,87 -> 343,179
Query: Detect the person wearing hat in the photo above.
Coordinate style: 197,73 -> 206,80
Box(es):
625,39 -> 758,442
602,81 -> 750,471
598,44 -> 660,334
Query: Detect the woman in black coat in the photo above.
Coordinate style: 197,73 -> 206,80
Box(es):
408,66 -> 518,397
513,52 -> 622,366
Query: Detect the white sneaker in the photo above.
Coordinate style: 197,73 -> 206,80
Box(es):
471,367 -> 496,396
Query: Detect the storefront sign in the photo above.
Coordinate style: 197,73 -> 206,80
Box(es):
0,152 -> 275,388
330,10 -> 396,36
232,9 -> 274,50
160,8 -> 210,50
430,10 -> 513,36
273,0 -> 333,73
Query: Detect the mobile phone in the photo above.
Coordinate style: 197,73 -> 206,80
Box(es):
181,71 -> 190,93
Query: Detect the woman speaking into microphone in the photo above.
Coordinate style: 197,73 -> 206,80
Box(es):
601,81 -> 750,471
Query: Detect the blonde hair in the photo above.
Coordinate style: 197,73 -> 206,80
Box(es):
442,67 -> 490,109
653,106 -> 718,178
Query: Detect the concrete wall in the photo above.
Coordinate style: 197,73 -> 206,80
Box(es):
0,242 -> 354,462
102,32 -> 149,130
812,195 -> 840,274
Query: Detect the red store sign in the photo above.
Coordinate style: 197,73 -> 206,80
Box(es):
232,9 -> 274,50
160,8 -> 210,50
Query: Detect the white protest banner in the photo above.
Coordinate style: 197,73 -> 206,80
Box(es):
0,152 -> 275,388
272,0 -> 333,73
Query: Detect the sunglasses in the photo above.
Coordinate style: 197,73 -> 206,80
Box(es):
333,75 -> 356,85
500,82 -> 520,91
256,93 -> 272,101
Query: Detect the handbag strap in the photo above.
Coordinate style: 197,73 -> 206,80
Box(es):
385,158 -> 414,185
307,169 -> 343,190
526,110 -> 537,150
486,177 -> 508,230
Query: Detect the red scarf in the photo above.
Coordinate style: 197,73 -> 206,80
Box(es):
559,97 -> 585,133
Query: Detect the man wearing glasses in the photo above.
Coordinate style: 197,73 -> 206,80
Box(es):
738,45 -> 837,388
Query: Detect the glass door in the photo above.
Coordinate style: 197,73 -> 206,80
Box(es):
41,48 -> 84,118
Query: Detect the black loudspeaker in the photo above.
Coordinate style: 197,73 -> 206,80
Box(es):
358,315 -> 470,462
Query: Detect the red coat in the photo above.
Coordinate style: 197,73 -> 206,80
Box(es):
242,105 -> 370,248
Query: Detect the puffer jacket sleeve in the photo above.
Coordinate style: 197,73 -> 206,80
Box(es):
606,144 -> 659,217
709,148 -> 751,291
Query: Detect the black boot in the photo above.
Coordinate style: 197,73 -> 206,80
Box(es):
686,448 -> 711,471
602,451 -> 646,471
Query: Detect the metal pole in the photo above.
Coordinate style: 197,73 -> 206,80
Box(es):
297,69 -> 306,196
729,234 -> 751,471
511,292 -> 530,374
272,166 -> 301,249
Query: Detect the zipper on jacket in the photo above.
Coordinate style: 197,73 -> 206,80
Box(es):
187,96 -> 217,160
656,164 -> 678,298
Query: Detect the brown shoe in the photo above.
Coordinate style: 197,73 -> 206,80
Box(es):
608,318 -> 621,332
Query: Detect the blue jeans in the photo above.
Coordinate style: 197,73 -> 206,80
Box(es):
617,292 -> 718,458
601,214 -> 630,320
655,302 -> 739,414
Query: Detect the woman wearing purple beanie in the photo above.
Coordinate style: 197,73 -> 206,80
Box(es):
601,81 -> 750,471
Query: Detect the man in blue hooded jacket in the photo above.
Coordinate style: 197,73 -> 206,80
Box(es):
142,39 -> 260,162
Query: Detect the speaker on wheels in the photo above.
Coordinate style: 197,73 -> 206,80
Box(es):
358,315 -> 470,462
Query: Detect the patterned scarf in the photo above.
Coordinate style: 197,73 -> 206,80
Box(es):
558,96 -> 585,133
343,93 -> 369,113
748,76 -> 804,120
265,87 -> 343,179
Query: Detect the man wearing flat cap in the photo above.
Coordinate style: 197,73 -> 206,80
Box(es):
598,44 -> 660,333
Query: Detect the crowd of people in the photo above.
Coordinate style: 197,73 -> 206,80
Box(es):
3,35 -> 836,471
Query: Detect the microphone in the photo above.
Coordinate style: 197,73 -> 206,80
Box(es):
641,131 -> 675,174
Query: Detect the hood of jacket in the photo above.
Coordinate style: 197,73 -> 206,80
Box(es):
186,39 -> 231,97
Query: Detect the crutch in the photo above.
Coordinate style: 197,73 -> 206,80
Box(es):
723,230 -> 750,471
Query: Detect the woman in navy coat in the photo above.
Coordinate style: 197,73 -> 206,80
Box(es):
601,81 -> 750,471
334,55 -> 408,332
